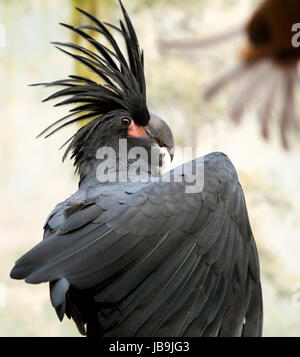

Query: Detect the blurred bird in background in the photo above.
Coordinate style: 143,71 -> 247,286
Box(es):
160,0 -> 300,149
10,1 -> 262,337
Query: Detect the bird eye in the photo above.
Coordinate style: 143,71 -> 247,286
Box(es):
121,118 -> 131,127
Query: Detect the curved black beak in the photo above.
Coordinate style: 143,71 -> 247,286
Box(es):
145,112 -> 175,161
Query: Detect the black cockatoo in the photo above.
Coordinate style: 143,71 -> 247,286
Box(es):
10,1 -> 263,337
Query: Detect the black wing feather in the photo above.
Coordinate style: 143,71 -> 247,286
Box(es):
11,152 -> 263,337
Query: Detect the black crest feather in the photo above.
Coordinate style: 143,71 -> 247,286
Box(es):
34,0 -> 150,161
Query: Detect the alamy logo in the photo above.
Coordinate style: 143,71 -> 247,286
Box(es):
291,23 -> 300,48
95,140 -> 205,194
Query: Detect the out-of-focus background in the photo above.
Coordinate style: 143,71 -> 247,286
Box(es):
1,0 -> 300,336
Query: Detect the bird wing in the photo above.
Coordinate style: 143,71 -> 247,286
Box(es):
10,152 -> 262,337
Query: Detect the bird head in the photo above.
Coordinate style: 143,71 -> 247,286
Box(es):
34,1 -> 174,184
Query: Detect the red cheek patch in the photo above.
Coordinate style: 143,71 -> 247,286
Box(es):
127,122 -> 147,138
